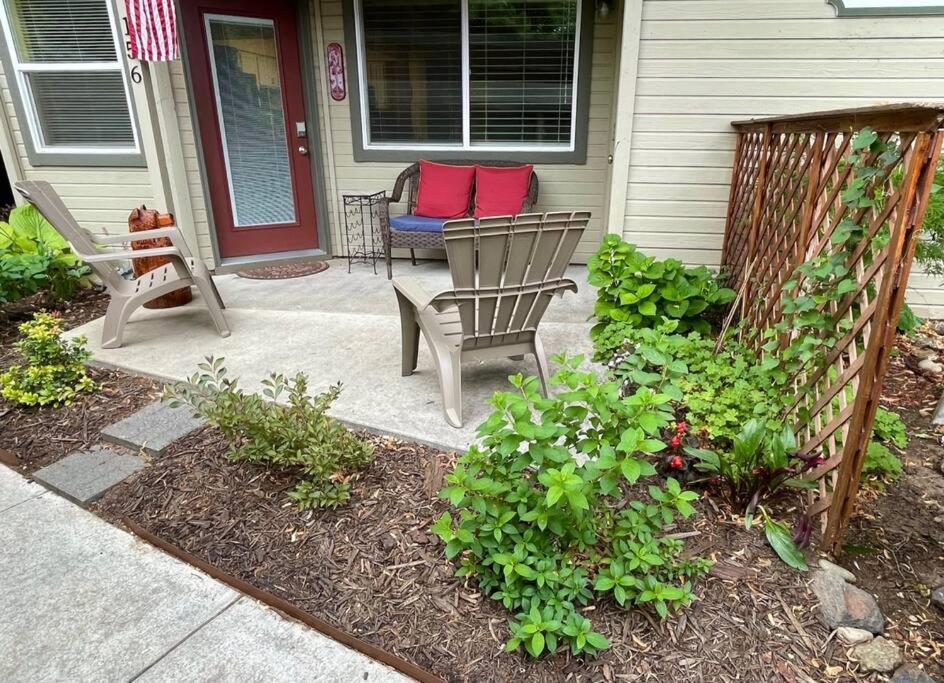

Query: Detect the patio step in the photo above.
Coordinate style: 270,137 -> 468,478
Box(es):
32,446 -> 144,506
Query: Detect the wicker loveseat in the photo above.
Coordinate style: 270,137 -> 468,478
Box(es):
382,160 -> 539,279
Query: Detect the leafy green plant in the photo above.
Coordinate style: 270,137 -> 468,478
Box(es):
761,508 -> 808,572
165,357 -> 374,509
588,236 -> 734,338
914,159 -> 944,279
862,407 -> 907,481
872,407 -> 908,450
863,442 -> 903,481
896,303 -> 923,336
432,357 -> 711,659
0,311 -> 96,406
0,204 -> 89,305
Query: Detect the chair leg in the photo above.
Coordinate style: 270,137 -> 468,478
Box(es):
431,345 -> 463,428
386,248 -> 393,280
101,295 -> 135,349
193,277 -> 231,338
394,291 -> 420,376
532,333 -> 551,397
410,248 -> 417,266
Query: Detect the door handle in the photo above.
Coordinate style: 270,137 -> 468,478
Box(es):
298,145 -> 309,156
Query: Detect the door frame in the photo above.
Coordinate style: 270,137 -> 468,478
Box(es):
177,0 -> 331,267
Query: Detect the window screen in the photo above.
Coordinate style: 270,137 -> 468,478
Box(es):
469,0 -> 577,146
361,0 -> 462,145
0,0 -> 138,154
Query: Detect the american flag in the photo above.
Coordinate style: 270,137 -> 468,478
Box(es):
125,0 -> 179,62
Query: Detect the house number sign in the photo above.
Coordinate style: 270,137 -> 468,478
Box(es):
327,42 -> 346,101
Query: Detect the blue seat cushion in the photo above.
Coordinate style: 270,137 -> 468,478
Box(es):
389,214 -> 448,233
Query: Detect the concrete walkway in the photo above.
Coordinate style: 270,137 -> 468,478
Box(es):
69,259 -> 596,452
0,465 -> 408,682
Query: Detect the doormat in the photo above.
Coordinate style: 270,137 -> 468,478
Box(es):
236,260 -> 329,280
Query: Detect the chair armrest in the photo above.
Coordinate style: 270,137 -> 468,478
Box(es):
83,246 -> 188,265
553,278 -> 578,297
390,163 -> 419,204
92,227 -> 194,258
392,276 -> 442,310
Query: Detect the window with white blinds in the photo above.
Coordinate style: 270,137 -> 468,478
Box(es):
354,0 -> 581,151
0,0 -> 138,159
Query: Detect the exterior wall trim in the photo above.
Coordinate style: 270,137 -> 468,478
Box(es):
604,0 -> 642,235
341,0 -> 595,165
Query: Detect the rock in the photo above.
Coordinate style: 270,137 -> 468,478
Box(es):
819,558 -> 856,583
850,637 -> 902,673
913,347 -> 938,361
936,322 -> 944,336
811,570 -> 885,634
918,357 -> 944,374
916,333 -> 944,350
932,586 -> 944,613
891,663 -> 937,683
837,626 -> 873,646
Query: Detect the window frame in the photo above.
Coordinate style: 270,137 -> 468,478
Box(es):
0,0 -> 144,167
828,0 -> 944,15
342,0 -> 594,164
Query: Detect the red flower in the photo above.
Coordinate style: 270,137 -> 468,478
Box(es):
669,455 -> 684,470
670,435 -> 682,448
676,421 -> 689,434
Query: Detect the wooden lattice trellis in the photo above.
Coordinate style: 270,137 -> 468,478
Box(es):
720,104 -> 944,552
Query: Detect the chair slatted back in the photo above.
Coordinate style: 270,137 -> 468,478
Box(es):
15,180 -> 127,291
434,211 -> 589,348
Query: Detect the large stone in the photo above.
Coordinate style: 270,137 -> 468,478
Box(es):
101,401 -> 203,456
891,664 -> 937,683
851,637 -> 902,673
32,447 -> 144,505
811,570 -> 885,634
918,358 -> 944,375
836,626 -> 873,646
819,558 -> 856,583
932,586 -> 944,613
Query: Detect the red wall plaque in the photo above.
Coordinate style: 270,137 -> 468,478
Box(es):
327,42 -> 346,101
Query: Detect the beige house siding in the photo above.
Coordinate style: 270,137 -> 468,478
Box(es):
0,68 -> 154,236
624,0 -> 944,318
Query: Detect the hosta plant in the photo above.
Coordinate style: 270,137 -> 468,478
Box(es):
588,235 -> 734,338
431,356 -> 711,659
0,311 -> 97,406
165,357 -> 374,510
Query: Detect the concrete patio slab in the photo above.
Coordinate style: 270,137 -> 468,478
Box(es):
101,401 -> 203,455
69,259 -> 596,452
32,445 -> 145,505
0,463 -> 45,513
137,596 -> 406,682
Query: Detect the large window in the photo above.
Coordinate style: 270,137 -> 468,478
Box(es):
351,0 -> 585,157
0,0 -> 140,165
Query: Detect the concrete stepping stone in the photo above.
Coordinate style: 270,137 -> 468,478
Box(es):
32,446 -> 144,505
101,401 -> 203,456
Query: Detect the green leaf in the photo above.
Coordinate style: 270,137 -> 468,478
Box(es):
546,485 -> 563,507
531,632 -> 545,657
620,457 -> 642,483
765,517 -> 808,571
585,631 -> 610,650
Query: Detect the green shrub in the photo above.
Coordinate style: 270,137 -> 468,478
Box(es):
863,442 -> 903,481
165,357 -> 374,509
872,407 -> 908,450
915,160 -> 944,279
587,236 -> 735,338
0,311 -> 96,406
603,321 -> 783,443
896,303 -> 923,336
0,204 -> 89,305
431,357 -> 711,659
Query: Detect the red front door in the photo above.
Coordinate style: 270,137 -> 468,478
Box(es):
181,0 -> 318,258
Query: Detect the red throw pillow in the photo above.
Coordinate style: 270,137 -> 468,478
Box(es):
473,165 -> 534,218
414,160 -> 475,219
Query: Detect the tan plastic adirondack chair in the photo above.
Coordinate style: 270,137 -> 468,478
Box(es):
393,211 -> 589,427
15,181 -> 230,349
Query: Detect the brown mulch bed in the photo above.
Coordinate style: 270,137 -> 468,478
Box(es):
94,427 -> 853,683
837,323 -> 944,678
0,288 -> 162,473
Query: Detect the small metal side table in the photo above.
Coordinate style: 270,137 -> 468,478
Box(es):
342,190 -> 387,274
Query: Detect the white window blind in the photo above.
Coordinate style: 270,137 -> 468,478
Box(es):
355,0 -> 580,152
469,0 -> 577,147
0,0 -> 138,154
